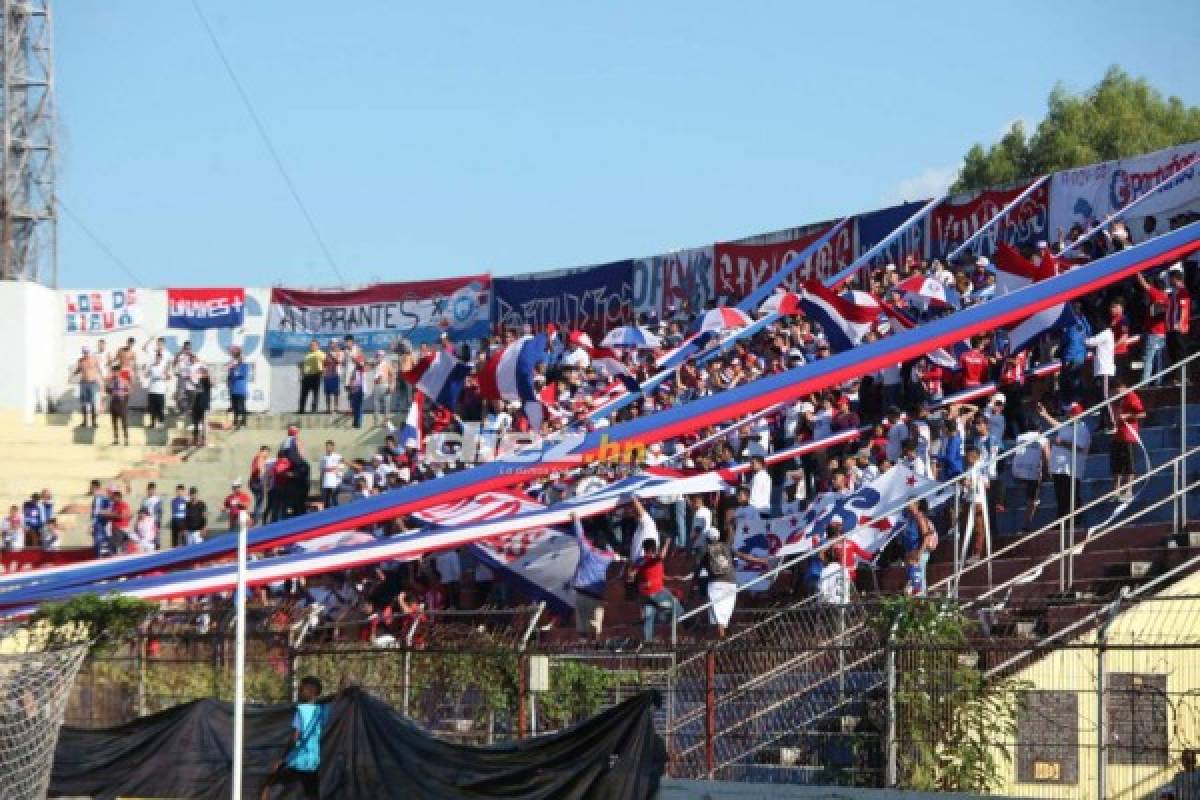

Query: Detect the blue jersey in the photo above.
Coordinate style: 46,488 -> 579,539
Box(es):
171,497 -> 188,520
286,703 -> 326,772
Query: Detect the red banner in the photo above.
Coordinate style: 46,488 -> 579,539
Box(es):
713,224 -> 855,305
167,287 -> 246,330
929,181 -> 1049,258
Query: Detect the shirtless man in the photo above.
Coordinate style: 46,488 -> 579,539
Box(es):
73,346 -> 102,428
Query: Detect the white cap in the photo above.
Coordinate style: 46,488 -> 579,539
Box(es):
975,256 -> 989,268
231,478 -> 241,486
885,263 -> 897,272
1036,240 -> 1048,249
1169,261 -> 1185,274
991,392 -> 1006,405
798,401 -> 816,414
704,526 -> 721,542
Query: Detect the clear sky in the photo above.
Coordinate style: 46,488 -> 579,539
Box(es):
56,1 -> 1200,289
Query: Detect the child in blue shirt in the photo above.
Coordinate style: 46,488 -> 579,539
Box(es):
261,676 -> 325,800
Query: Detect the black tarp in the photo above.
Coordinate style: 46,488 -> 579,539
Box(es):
50,688 -> 665,799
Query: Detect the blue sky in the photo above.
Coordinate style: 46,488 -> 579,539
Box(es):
57,1 -> 1200,288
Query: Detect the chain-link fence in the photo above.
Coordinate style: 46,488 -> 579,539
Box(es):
62,594 -> 1200,798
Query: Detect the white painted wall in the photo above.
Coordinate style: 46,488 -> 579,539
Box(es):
0,280 -> 66,420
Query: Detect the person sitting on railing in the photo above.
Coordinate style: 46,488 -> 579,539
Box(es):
628,538 -> 686,648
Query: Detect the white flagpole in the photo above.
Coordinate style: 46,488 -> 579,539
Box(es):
827,195 -> 944,289
232,510 -> 248,800
1059,167 -> 1188,258
946,175 -> 1049,262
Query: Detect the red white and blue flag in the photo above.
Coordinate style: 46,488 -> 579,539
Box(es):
402,351 -> 470,410
798,280 -> 879,353
400,392 -> 423,451
167,288 -> 245,330
895,274 -> 960,311
479,334 -> 546,402
993,243 -> 1069,353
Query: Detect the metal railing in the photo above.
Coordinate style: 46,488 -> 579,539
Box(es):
663,347 -> 1200,778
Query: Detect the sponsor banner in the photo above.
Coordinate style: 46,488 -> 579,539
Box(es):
166,288 -> 246,330
265,276 -> 491,353
1049,141 -> 1200,243
854,201 -> 928,270
64,289 -> 143,334
928,181 -> 1049,259
493,260 -> 633,336
631,246 -> 715,318
713,223 -> 854,305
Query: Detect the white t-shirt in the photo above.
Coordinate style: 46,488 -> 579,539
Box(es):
630,510 -> 659,563
146,362 -> 170,394
319,453 -> 344,490
886,420 -> 910,462
749,469 -> 772,513
691,506 -> 713,540
1085,329 -> 1116,378
1049,422 -> 1091,476
1012,433 -> 1045,481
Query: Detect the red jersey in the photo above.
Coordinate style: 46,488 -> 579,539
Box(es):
1169,287 -> 1191,334
1116,391 -> 1145,444
918,364 -> 944,397
110,499 -> 132,532
959,350 -> 989,387
223,490 -> 252,517
1000,351 -> 1027,386
634,555 -> 665,596
1145,287 -> 1169,335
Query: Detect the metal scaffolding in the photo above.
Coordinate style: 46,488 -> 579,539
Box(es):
0,0 -> 55,285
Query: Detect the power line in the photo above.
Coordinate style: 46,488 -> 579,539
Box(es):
188,0 -> 347,285
57,199 -> 146,286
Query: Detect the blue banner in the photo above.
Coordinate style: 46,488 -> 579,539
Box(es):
493,260 -> 634,334
854,201 -> 928,268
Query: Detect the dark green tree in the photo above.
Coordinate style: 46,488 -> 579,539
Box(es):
951,67 -> 1200,192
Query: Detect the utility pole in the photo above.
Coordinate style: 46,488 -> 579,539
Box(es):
0,0 -> 57,285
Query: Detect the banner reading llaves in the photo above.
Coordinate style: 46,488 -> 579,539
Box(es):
265,276 -> 491,353
167,288 -> 245,330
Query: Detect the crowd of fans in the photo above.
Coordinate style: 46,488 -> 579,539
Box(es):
61,216 -> 1200,646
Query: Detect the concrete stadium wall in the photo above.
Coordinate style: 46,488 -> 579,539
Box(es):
0,280 -> 65,421
657,782 -> 998,799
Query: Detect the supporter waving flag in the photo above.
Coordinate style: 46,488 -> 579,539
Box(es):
401,351 -> 470,410
895,274 -> 961,310
584,343 -> 631,379
479,333 -> 546,402
992,241 -> 1057,296
992,242 -> 1070,353
400,392 -> 423,451
798,280 -> 878,353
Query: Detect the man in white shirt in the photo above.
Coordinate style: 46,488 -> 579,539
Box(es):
1039,402 -> 1091,537
319,440 -> 344,508
747,455 -> 772,516
688,495 -> 714,552
1085,325 -> 1117,430
1011,431 -> 1050,533
885,407 -> 909,463
628,495 -> 660,563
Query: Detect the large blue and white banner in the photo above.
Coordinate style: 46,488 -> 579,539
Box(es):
493,260 -> 634,335
1049,141 -> 1200,244
265,276 -> 491,353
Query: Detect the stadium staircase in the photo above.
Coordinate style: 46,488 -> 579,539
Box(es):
663,382 -> 1200,783
0,409 -> 200,550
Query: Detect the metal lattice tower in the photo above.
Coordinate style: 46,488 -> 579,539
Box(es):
0,0 -> 55,285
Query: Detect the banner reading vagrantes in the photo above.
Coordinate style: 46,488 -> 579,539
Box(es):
265,276 -> 491,353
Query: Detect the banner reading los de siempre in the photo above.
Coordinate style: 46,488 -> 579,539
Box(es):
265,276 -> 491,353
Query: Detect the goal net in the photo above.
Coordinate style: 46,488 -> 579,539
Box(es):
0,627 -> 89,800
